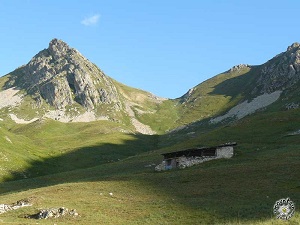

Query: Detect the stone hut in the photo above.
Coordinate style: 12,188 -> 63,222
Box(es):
155,142 -> 236,171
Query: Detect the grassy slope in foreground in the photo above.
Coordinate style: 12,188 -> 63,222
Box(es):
0,109 -> 299,224
0,118 -> 159,180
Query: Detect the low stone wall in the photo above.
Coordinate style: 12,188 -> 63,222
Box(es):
155,160 -> 167,171
155,156 -> 216,171
177,156 -> 216,169
216,146 -> 234,159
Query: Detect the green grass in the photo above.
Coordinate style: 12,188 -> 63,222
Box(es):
116,66 -> 258,134
0,108 -> 299,224
174,66 -> 257,126
0,63 -> 299,224
0,119 -> 159,180
136,99 -> 180,133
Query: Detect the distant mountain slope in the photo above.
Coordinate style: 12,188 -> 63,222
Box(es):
1,40 -> 300,133
170,42 -> 300,126
0,41 -> 299,224
0,39 -> 166,134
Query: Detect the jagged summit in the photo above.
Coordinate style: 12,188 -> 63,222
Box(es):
1,38 -> 122,120
48,38 -> 72,60
0,39 -> 159,134
22,38 -> 121,111
227,64 -> 250,73
256,41 -> 300,93
49,38 -> 68,48
1,40 -> 300,132
287,42 -> 300,51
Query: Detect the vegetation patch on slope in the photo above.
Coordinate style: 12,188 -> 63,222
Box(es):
0,109 -> 299,224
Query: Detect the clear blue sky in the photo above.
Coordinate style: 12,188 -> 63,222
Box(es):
0,0 -> 299,98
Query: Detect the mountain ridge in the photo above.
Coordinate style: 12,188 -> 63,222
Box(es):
173,42 -> 300,126
6,38 -> 122,110
0,39 -> 166,134
0,40 -> 299,224
1,39 -> 300,133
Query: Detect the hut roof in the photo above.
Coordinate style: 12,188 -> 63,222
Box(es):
161,142 -> 237,159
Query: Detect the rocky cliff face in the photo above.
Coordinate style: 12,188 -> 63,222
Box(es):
256,42 -> 300,94
2,39 -> 300,131
0,38 -> 159,134
174,42 -> 300,126
24,39 -> 120,110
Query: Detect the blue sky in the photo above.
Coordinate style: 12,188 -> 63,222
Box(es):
0,0 -> 299,98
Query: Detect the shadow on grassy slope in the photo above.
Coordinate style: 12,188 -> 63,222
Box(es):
1,110 -> 300,224
208,66 -> 261,99
1,66 -> 299,223
3,133 -> 159,181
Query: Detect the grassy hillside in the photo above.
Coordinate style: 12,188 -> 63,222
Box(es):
0,55 -> 299,224
0,119 -> 160,180
0,117 -> 53,181
0,63 -> 264,135
136,66 -> 263,132
113,81 -> 180,134
0,108 -> 299,224
174,66 -> 261,126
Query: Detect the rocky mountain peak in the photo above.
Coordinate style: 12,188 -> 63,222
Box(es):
228,64 -> 250,73
12,38 -> 121,112
49,38 -> 68,48
1,38 -> 159,133
287,42 -> 300,51
256,42 -> 300,94
48,38 -> 71,60
49,38 -> 69,50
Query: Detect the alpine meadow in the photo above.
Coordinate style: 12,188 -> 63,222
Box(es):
0,39 -> 299,224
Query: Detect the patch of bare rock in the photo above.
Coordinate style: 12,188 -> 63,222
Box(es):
210,91 -> 282,123
25,207 -> 79,219
124,101 -> 156,135
9,110 -> 109,124
0,198 -> 79,221
0,88 -> 23,109
0,198 -> 32,214
9,114 -> 39,124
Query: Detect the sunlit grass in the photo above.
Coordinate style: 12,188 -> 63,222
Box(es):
0,80 -> 299,224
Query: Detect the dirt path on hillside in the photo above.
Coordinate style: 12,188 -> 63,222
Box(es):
9,114 -> 39,124
124,102 -> 156,135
